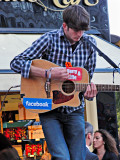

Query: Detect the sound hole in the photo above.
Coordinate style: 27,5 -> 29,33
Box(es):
62,80 -> 75,94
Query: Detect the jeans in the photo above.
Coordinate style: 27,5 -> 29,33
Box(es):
39,108 -> 86,160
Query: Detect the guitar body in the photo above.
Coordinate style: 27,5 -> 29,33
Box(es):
21,59 -> 89,113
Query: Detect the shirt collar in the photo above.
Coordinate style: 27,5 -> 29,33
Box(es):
58,26 -> 65,38
86,145 -> 89,150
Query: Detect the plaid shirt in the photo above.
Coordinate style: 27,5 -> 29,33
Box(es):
10,26 -> 97,113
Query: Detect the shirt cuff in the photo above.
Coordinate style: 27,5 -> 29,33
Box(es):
85,97 -> 94,101
21,60 -> 32,78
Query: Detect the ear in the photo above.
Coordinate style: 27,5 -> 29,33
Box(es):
63,22 -> 67,29
87,133 -> 92,139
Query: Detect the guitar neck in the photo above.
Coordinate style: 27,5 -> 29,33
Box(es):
76,84 -> 120,92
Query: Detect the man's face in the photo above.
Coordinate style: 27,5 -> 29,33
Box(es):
89,133 -> 94,146
63,23 -> 84,44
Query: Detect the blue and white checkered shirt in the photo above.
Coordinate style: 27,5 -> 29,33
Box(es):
10,26 -> 97,113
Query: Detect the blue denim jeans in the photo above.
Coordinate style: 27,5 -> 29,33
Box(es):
39,108 -> 86,160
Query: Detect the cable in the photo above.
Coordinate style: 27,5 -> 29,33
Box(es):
0,85 -> 21,112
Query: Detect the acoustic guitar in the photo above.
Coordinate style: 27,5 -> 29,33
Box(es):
21,59 -> 120,113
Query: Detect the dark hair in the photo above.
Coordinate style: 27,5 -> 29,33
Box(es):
63,5 -> 90,31
93,129 -> 119,156
0,133 -> 12,151
85,122 -> 93,137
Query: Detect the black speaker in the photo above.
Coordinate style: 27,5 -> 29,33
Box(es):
96,92 -> 119,150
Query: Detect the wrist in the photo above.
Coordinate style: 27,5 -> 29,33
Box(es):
47,68 -> 52,81
45,68 -> 52,79
45,69 -> 48,78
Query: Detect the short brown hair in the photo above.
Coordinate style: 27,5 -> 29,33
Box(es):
63,5 -> 90,31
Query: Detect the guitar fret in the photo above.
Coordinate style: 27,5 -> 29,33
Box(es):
115,85 -> 120,91
76,84 -> 120,92
102,85 -> 105,91
112,85 -> 115,91
76,84 -> 87,92
108,85 -> 112,91
76,84 -> 79,91
104,85 -> 107,91
97,85 -> 106,91
96,84 -> 120,92
81,84 -> 84,91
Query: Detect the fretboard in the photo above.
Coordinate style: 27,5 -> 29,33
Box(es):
76,84 -> 120,92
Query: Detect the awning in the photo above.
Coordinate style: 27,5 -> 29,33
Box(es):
0,33 -> 120,69
0,34 -> 40,69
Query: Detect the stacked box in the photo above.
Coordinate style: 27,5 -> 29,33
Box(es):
28,125 -> 44,139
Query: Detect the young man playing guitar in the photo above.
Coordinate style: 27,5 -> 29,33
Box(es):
10,5 -> 97,160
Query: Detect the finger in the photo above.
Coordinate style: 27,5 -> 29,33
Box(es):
85,85 -> 91,98
90,83 -> 97,97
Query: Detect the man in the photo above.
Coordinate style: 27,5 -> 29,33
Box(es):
10,5 -> 97,160
85,122 -> 99,160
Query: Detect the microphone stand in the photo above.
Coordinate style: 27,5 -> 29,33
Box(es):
84,37 -> 120,74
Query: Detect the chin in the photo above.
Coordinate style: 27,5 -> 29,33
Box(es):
75,39 -> 80,42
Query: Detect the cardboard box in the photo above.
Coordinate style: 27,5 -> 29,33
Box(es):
28,125 -> 44,139
15,114 -> 19,121
18,102 -> 39,120
2,103 -> 18,111
12,145 -> 23,157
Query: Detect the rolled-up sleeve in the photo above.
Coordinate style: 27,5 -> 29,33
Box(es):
10,33 -> 49,78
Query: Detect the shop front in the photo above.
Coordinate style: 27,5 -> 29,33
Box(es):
0,0 -> 120,158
